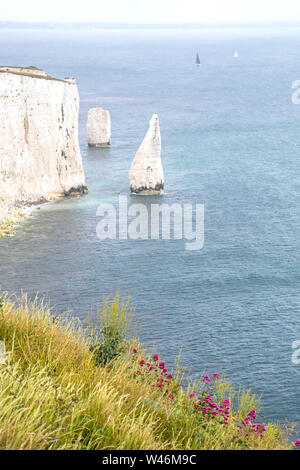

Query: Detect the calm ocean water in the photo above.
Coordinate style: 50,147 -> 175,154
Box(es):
1,26 -> 300,429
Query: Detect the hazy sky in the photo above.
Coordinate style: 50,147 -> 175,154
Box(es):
2,0 -> 300,24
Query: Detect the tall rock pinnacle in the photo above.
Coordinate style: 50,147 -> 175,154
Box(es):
129,114 -> 164,194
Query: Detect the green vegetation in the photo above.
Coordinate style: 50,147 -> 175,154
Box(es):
0,293 -> 295,450
0,211 -> 27,237
89,296 -> 135,365
0,218 -> 15,237
0,69 -> 68,83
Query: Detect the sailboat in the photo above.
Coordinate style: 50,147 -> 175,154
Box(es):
234,51 -> 239,58
195,53 -> 201,66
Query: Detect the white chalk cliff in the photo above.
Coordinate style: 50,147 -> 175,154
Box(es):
0,66 -> 86,208
87,107 -> 111,147
129,114 -> 164,194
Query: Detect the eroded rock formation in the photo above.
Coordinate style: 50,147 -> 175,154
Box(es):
87,107 -> 111,147
129,114 -> 164,194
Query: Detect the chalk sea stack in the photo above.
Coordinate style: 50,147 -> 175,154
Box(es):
129,114 -> 164,195
87,107 -> 111,147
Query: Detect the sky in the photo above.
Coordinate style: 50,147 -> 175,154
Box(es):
2,0 -> 300,24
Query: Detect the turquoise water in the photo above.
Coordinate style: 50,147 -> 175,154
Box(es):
1,26 -> 300,429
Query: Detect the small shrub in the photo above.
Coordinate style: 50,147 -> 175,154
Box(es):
88,291 -> 136,365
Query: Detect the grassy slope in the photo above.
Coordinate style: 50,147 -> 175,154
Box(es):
0,294 -> 294,450
0,69 -> 68,82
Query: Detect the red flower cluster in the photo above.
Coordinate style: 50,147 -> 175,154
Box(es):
188,373 -> 231,424
131,353 -> 295,446
133,350 -> 175,401
234,409 -> 266,441
191,394 -> 231,424
202,373 -> 220,390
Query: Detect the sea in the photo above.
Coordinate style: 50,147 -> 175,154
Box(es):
0,24 -> 300,431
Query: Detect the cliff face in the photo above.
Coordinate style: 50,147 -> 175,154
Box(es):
0,68 -> 86,207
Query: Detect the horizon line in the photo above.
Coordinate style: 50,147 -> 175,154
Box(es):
1,21 -> 300,28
